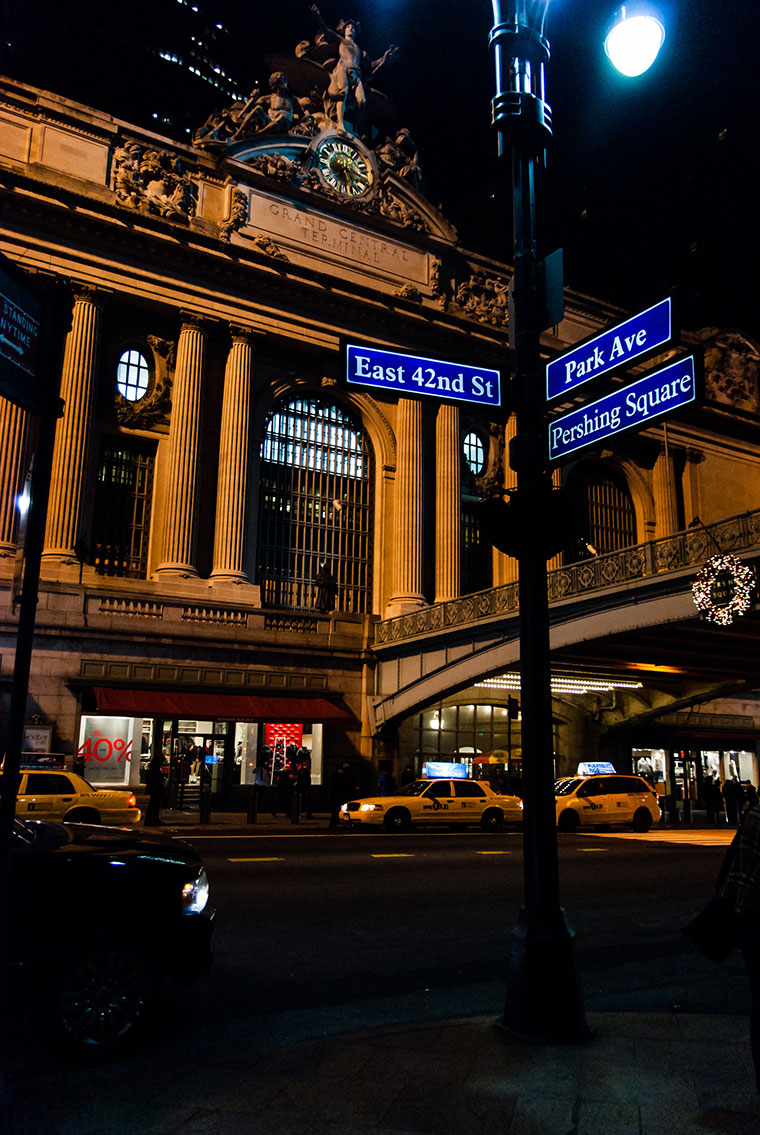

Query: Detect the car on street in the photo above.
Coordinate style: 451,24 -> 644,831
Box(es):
3,817 -> 214,1051
554,772 -> 660,831
4,768 -> 141,825
340,777 -> 523,832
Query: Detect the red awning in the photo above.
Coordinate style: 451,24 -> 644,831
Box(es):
91,686 -> 354,722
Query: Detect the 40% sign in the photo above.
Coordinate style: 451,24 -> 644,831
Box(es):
78,732 -> 134,763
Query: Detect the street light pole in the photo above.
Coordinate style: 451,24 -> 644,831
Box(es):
489,0 -> 588,1042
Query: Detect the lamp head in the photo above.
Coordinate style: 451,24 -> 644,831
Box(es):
604,4 -> 665,77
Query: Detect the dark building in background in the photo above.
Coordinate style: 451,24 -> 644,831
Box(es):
4,0 -> 245,140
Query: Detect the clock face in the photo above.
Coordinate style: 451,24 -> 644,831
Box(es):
315,137 -> 374,198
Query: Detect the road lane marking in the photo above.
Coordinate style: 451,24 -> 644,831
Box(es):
477,850 -> 511,855
578,848 -> 608,852
228,857 -> 284,862
370,853 -> 415,858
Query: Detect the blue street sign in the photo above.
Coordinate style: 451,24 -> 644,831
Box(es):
548,354 -> 697,462
345,342 -> 501,407
546,297 -> 673,402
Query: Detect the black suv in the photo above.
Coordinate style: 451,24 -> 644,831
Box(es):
2,818 -> 214,1050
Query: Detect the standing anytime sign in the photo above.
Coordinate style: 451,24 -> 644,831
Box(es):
546,297 -> 673,402
548,355 -> 698,462
0,256 -> 43,413
346,342 -> 501,408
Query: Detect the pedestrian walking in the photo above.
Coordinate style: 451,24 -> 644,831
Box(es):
400,763 -> 415,786
328,764 -> 348,829
723,776 -> 745,827
144,754 -> 165,826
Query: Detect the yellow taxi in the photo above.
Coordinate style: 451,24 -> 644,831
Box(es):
8,769 -> 141,825
340,778 -> 523,832
554,772 -> 660,832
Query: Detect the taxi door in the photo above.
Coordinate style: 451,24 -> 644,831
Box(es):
453,780 -> 489,821
17,771 -> 75,818
419,780 -> 454,822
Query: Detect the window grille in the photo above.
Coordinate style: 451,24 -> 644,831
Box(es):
460,502 -> 492,595
92,438 -> 155,578
257,397 -> 373,613
463,431 -> 486,475
116,349 -> 150,402
584,467 -> 636,553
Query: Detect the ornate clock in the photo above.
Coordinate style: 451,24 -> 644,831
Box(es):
311,132 -> 377,199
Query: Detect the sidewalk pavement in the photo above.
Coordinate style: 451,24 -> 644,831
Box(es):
4,1010 -> 758,1134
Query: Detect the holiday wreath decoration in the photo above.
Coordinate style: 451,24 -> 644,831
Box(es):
692,554 -> 755,626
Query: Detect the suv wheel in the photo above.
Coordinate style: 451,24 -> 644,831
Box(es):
557,809 -> 580,832
383,807 -> 411,832
632,807 -> 653,832
56,946 -> 151,1049
480,807 -> 505,832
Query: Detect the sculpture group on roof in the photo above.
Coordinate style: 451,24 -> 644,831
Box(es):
192,6 -> 421,188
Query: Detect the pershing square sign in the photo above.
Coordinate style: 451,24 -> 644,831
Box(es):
345,343 -> 501,408
548,355 -> 698,462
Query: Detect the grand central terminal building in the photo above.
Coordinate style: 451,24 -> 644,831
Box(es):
1,52 -> 760,813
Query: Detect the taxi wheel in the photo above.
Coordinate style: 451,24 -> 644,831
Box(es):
557,809 -> 580,832
64,807 -> 101,824
480,808 -> 505,832
632,808 -> 653,832
383,807 -> 411,832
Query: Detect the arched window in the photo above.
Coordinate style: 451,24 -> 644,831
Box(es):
566,463 -> 636,559
116,349 -> 150,402
257,396 -> 374,613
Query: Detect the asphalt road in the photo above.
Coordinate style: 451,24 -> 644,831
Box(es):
171,826 -> 748,1048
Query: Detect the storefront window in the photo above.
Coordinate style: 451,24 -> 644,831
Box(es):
78,715 -> 143,785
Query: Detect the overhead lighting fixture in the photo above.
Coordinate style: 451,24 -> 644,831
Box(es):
476,674 -> 643,695
604,5 -> 665,77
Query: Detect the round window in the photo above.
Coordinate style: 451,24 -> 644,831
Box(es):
116,349 -> 150,402
463,431 -> 486,475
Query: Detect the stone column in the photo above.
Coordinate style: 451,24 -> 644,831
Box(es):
493,415 -> 519,586
42,286 -> 101,570
547,467 -> 564,573
0,397 -> 28,561
435,402 -> 460,602
211,326 -> 253,584
683,448 -> 704,526
155,314 -> 207,579
653,440 -> 677,540
388,396 -> 425,614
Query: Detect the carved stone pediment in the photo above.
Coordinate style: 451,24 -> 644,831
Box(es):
112,143 -> 197,223
700,328 -> 760,412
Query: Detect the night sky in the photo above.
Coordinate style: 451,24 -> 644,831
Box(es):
6,0 -> 760,337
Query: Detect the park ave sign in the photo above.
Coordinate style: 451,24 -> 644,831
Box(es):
546,297 -> 673,402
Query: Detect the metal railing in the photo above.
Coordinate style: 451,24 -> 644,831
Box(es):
375,508 -> 760,645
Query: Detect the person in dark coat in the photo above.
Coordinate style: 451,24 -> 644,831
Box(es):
144,755 -> 165,825
400,763 -> 415,786
274,767 -> 293,818
723,777 -> 745,827
328,764 -> 349,829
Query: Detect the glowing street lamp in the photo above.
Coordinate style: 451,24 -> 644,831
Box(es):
605,5 -> 665,76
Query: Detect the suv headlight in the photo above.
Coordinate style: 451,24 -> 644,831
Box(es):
182,867 -> 210,915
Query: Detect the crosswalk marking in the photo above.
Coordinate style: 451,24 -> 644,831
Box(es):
579,830 -> 736,847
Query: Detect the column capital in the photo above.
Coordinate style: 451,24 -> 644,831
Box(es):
71,283 -> 103,309
228,324 -> 261,346
178,311 -> 213,335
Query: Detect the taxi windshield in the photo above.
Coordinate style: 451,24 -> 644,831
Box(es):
555,778 -> 582,796
395,780 -> 438,797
